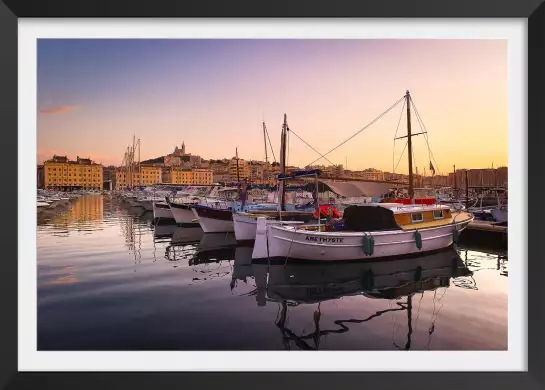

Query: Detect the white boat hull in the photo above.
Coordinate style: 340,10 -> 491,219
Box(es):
233,213 -> 258,242
192,208 -> 234,233
170,204 -> 200,225
153,202 -> 174,220
252,218 -> 471,261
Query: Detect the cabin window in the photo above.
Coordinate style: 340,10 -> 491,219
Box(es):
433,210 -> 444,219
411,212 -> 424,223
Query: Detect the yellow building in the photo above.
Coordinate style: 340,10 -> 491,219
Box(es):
44,155 -> 103,190
115,164 -> 162,190
229,158 -> 250,181
163,168 -> 213,185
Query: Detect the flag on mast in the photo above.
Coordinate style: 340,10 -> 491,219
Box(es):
429,161 -> 436,175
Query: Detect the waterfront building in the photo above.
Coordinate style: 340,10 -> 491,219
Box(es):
115,164 -> 162,189
448,167 -> 508,189
162,167 -> 213,185
44,155 -> 103,191
37,165 -> 44,189
228,157 -> 250,181
102,166 -> 116,191
213,172 -> 232,184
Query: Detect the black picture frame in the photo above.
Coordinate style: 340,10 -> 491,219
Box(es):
0,0 -> 541,389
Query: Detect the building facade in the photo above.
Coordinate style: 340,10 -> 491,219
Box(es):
102,166 -> 116,191
37,165 -> 44,189
44,155 -> 103,191
163,167 -> 213,185
228,158 -> 250,181
115,164 -> 162,190
447,167 -> 508,189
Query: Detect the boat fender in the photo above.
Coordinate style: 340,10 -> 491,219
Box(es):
452,228 -> 459,244
362,234 -> 369,255
362,235 -> 375,256
414,230 -> 423,250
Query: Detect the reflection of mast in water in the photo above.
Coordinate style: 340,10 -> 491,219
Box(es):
118,214 -> 143,263
255,248 -> 470,351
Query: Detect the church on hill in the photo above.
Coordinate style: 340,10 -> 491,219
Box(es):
164,141 -> 201,166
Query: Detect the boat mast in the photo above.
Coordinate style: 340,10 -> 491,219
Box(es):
279,114 -> 288,211
236,147 -> 240,183
263,122 -> 269,165
406,90 -> 414,199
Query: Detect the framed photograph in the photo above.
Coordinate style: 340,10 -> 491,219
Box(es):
0,0 -> 542,388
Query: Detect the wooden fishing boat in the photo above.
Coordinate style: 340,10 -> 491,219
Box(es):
252,90 -> 474,262
252,203 -> 472,261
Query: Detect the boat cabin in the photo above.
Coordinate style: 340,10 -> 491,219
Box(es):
339,203 -> 457,232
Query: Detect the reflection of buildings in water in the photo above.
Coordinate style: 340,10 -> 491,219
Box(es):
38,195 -> 104,230
242,248 -> 472,350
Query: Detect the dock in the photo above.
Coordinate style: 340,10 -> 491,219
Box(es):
460,220 -> 507,250
467,220 -> 507,233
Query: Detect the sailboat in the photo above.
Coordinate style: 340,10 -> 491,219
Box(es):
252,91 -> 474,262
232,116 -> 324,243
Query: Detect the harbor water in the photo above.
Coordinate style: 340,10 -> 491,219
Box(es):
37,195 -> 508,350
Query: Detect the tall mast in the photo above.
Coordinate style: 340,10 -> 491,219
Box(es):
263,122 -> 269,164
279,114 -> 288,211
236,147 -> 240,183
406,90 -> 414,199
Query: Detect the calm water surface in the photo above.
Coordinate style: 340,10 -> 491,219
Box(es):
37,195 -> 508,350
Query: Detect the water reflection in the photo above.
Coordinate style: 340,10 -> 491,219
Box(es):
38,195 -> 104,234
37,196 -> 508,351
232,247 -> 470,350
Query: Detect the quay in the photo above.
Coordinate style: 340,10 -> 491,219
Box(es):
460,220 -> 507,250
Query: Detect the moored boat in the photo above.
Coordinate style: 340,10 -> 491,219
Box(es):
166,196 -> 201,226
152,201 -> 175,222
252,90 -> 474,262
252,203 -> 473,262
191,204 -> 235,233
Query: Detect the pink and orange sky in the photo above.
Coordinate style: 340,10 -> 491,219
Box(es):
37,39 -> 507,174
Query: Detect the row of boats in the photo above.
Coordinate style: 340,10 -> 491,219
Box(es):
113,175 -> 477,263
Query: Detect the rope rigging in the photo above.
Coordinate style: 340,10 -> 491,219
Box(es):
306,95 -> 406,167
264,124 -> 277,163
409,96 -> 440,175
392,99 -> 407,173
288,128 -> 335,166
394,141 -> 408,173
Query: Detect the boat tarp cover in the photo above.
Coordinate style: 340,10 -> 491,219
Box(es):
342,205 -> 401,231
311,180 -> 393,197
277,169 -> 322,180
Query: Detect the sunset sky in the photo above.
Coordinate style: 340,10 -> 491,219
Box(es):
37,39 -> 507,174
